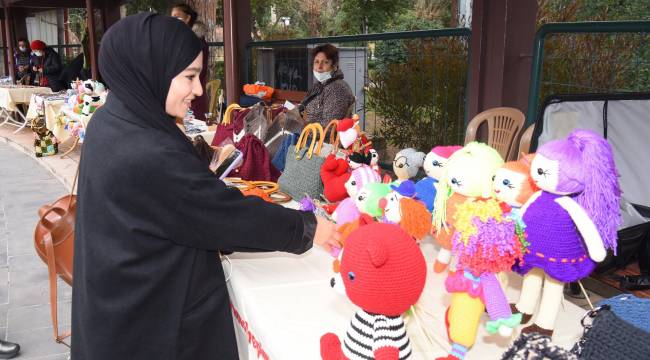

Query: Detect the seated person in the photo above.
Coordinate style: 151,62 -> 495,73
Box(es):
299,44 -> 354,125
14,38 -> 34,85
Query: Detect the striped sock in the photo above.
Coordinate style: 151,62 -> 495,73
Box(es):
451,343 -> 468,359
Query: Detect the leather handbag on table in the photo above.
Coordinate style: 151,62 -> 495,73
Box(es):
277,123 -> 327,200
34,168 -> 78,345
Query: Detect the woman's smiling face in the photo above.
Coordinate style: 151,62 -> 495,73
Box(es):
165,52 -> 203,118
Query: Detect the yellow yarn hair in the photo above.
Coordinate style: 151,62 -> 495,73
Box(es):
432,142 -> 504,231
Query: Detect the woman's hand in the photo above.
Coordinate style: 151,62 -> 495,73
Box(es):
313,216 -> 340,253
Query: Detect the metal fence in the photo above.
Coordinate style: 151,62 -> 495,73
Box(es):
243,29 -> 472,154
526,21 -> 650,126
207,41 -> 225,83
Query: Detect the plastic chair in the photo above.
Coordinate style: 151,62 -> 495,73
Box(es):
517,124 -> 535,159
464,107 -> 525,160
206,79 -> 221,115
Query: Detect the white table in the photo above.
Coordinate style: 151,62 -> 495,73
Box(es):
0,85 -> 52,133
25,92 -> 67,139
226,205 -> 586,360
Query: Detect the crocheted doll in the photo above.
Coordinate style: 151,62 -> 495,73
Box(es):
347,152 -> 372,170
355,182 -> 392,219
393,148 -> 426,183
337,117 -> 360,149
438,197 -> 524,360
321,154 -> 351,203
321,223 -> 426,360
415,146 -> 462,212
431,142 -> 505,273
332,165 -> 381,226
380,180 -> 432,242
512,129 -> 621,337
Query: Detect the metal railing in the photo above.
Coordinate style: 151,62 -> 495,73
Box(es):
244,29 -> 472,152
526,21 -> 650,126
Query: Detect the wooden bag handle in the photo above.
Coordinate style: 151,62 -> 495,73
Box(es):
295,123 -> 324,159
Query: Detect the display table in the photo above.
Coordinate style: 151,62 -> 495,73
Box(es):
0,85 -> 52,133
25,92 -> 67,139
227,206 -> 586,359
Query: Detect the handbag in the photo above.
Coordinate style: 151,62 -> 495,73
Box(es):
212,104 -> 247,147
264,107 -> 306,159
243,102 -> 271,141
501,333 -> 577,360
233,134 -> 280,182
571,304 -> 650,360
32,117 -> 58,157
321,119 -> 341,156
271,132 -> 298,172
277,123 -> 327,200
34,168 -> 78,344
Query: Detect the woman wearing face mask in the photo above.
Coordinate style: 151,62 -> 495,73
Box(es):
71,13 -> 339,360
14,38 -> 34,85
299,44 -> 354,126
30,40 -> 64,91
170,3 -> 210,121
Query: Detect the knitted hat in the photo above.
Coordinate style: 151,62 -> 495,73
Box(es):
431,145 -> 463,159
348,165 -> 380,193
30,40 -> 46,51
341,223 -> 426,316
390,180 -> 417,198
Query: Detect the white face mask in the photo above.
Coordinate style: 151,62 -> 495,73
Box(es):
19,46 -> 27,52
33,51 -> 43,57
313,70 -> 332,83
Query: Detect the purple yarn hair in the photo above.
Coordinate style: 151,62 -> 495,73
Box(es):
537,129 -> 622,252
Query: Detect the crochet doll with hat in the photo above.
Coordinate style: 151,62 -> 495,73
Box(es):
321,223 -> 426,360
380,180 -> 432,242
431,142 -> 505,274
415,146 -> 462,212
321,154 -> 351,203
511,129 -> 621,337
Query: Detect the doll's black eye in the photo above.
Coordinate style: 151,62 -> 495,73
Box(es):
348,272 -> 356,281
537,168 -> 544,175
503,179 -> 510,186
432,160 -> 442,167
492,175 -> 496,181
351,181 -> 356,185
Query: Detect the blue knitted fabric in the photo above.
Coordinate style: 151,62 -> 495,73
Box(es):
597,294 -> 650,333
271,133 -> 297,172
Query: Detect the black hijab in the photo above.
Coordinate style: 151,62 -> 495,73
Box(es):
99,12 -> 201,148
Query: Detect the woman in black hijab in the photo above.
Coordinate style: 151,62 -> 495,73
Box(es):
71,13 -> 338,360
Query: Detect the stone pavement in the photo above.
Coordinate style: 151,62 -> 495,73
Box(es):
0,142 -> 71,359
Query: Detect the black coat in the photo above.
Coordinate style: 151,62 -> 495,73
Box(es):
71,13 -> 317,360
42,47 -> 64,91
71,94 -> 316,360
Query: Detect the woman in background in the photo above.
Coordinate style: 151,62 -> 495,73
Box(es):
299,44 -> 354,126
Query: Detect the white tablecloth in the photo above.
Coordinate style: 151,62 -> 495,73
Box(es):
0,86 -> 51,112
226,208 -> 586,360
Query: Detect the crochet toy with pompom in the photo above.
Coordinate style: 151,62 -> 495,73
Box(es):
321,223 -> 426,360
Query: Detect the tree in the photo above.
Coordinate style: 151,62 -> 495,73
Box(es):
125,0 -> 173,15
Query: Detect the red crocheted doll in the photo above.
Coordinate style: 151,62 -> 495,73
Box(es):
321,223 -> 426,360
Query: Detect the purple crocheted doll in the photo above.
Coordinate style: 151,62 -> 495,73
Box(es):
512,129 -> 621,337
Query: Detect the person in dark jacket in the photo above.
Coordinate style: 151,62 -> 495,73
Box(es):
30,40 -> 64,91
299,44 -> 355,126
171,3 -> 210,120
71,13 -> 339,360
14,38 -> 34,84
